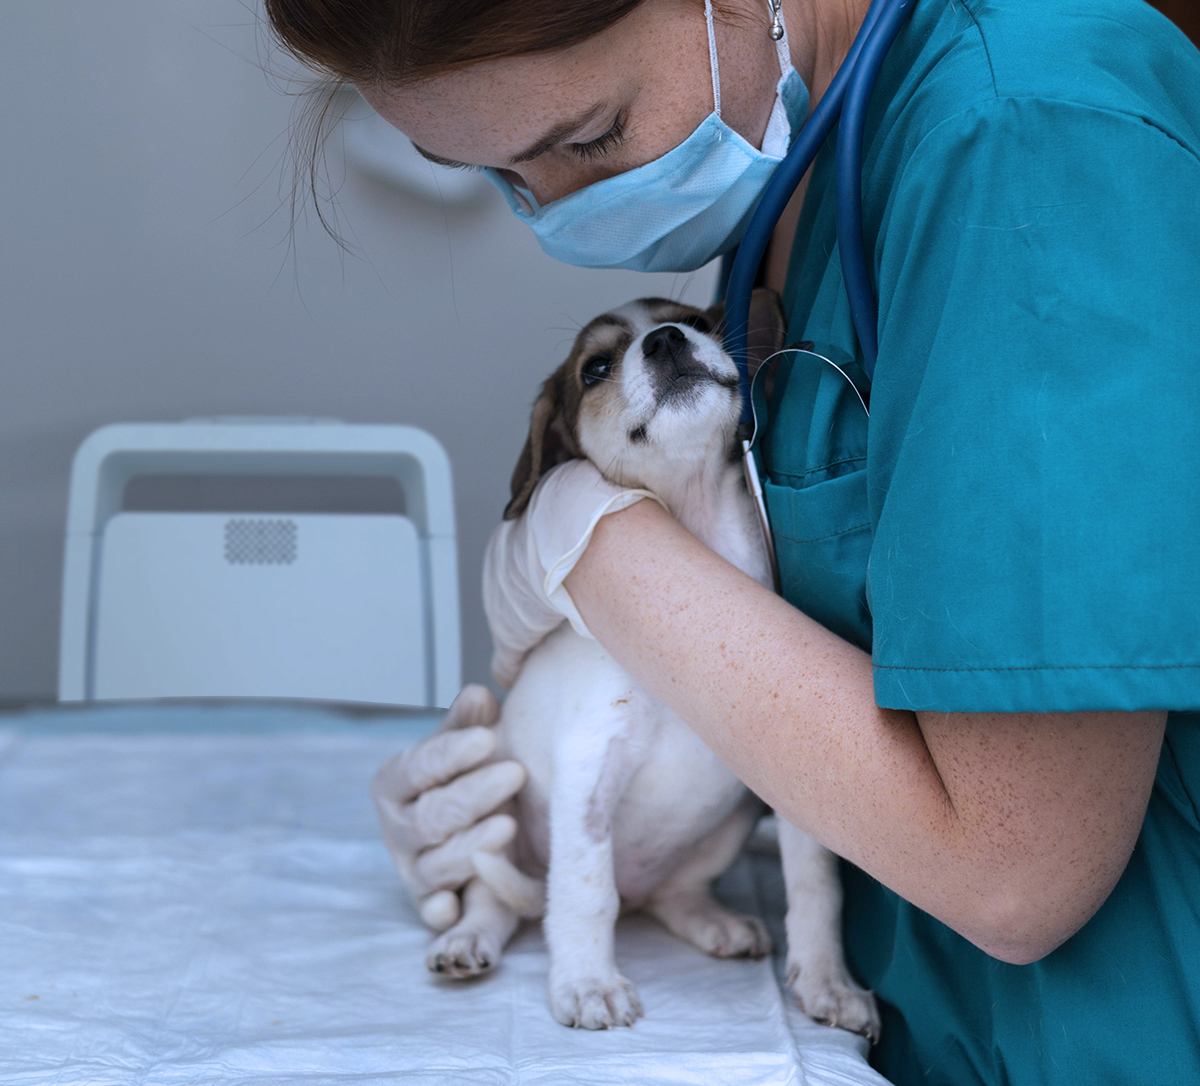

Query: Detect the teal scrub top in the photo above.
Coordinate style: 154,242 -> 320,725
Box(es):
761,0 -> 1200,1082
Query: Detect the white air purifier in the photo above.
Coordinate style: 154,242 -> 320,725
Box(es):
58,420 -> 461,708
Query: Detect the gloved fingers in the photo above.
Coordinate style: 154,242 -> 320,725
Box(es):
436,683 -> 501,734
404,759 -> 527,851
410,813 -> 518,894
482,459 -> 663,680
372,725 -> 498,808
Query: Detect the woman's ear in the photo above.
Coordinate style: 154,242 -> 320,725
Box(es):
503,373 -> 580,520
704,288 -> 787,379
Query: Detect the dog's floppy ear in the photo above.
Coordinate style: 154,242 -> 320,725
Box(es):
504,373 -> 581,520
704,287 -> 787,379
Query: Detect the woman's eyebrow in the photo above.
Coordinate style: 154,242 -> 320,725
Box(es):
410,103 -> 609,170
507,103 -> 608,164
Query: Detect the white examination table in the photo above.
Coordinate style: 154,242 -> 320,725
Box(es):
0,701 -> 892,1086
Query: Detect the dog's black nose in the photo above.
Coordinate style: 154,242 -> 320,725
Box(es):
643,325 -> 689,364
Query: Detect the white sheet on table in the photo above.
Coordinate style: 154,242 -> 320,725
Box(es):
0,715 -> 892,1086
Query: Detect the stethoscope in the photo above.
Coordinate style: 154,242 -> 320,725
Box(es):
722,0 -> 915,588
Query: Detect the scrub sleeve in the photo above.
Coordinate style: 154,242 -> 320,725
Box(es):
762,0 -> 1200,1082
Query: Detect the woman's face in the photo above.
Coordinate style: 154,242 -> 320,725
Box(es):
359,0 -> 789,207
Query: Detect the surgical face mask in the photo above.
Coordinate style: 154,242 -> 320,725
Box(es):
483,0 -> 810,273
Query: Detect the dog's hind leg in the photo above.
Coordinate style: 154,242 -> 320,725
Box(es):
642,792 -> 771,959
426,875 -> 519,979
777,817 -> 880,1040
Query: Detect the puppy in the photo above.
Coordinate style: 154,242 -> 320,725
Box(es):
430,292 -> 878,1037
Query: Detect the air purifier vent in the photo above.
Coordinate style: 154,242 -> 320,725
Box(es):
224,518 -> 297,565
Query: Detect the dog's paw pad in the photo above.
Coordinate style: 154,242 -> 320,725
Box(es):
787,959 -> 880,1041
426,928 -> 501,980
550,974 -> 643,1029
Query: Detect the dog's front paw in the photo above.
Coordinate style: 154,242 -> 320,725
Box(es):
549,973 -> 644,1029
787,958 -> 880,1042
426,927 -> 502,979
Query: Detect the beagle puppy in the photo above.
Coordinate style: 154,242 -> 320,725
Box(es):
430,292 -> 879,1037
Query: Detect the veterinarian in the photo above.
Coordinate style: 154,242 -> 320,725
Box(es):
266,0 -> 1200,1082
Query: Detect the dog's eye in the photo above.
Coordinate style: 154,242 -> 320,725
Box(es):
677,314 -> 713,334
580,353 -> 614,388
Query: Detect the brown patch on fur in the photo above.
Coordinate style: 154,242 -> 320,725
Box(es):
504,368 -> 585,520
704,287 -> 786,384
502,291 -> 785,520
504,308 -> 641,519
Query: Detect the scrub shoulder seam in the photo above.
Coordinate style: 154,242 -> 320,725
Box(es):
956,0 -> 999,99
896,96 -> 1200,201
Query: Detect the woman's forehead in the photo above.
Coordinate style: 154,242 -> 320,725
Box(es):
362,56 -> 610,165
359,0 -> 705,169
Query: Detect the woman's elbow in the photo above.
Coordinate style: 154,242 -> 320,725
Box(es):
960,883 -> 1105,966
970,928 -> 1066,967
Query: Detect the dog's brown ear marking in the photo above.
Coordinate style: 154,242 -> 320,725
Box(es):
701,288 -> 785,379
746,287 -> 787,380
504,374 -> 580,520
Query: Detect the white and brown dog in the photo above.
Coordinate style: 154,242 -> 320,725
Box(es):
430,292 -> 878,1037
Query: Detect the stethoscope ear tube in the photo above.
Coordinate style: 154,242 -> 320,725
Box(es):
723,0 -> 913,593
836,0 -> 915,381
724,0 -> 911,427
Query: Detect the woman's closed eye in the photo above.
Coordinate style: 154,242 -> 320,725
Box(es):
568,113 -> 627,160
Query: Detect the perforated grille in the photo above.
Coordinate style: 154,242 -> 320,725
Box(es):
224,518 -> 297,565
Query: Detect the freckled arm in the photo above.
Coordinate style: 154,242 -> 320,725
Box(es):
564,499 -> 1166,964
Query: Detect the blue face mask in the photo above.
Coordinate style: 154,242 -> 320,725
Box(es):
483,0 -> 810,273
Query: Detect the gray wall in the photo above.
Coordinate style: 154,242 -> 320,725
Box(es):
0,2 -> 716,702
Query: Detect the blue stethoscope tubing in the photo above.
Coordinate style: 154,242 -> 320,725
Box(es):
724,0 -> 915,422
722,0 -> 913,590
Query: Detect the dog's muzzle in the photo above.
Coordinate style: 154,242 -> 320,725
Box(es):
642,326 -> 735,402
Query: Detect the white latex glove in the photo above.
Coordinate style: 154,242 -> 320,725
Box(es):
371,684 -> 526,932
483,458 -> 664,687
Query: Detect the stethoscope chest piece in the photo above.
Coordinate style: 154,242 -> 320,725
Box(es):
741,342 -> 872,596
742,437 -> 781,593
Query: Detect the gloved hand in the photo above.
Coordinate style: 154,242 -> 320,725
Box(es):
483,458 -> 664,687
371,684 -> 526,932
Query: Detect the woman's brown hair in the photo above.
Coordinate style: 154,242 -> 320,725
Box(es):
265,0 -> 650,86
263,0 -> 654,237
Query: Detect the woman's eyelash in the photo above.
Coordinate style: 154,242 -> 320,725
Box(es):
569,114 -> 627,161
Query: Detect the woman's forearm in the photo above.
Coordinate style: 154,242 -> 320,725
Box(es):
564,499 -> 1165,963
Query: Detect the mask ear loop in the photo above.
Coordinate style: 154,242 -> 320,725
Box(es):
704,0 -> 722,117
767,0 -> 792,73
706,0 -> 792,121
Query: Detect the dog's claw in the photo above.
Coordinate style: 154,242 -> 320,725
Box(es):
550,974 -> 643,1029
786,959 -> 880,1041
426,928 -> 502,980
